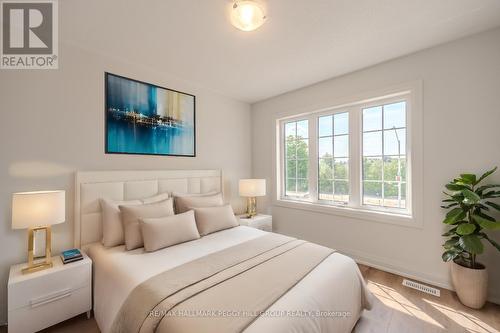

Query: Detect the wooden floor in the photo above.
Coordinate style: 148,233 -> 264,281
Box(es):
355,265 -> 500,333
1,265 -> 498,333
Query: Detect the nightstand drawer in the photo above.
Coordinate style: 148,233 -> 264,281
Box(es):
8,258 -> 91,311
8,285 -> 91,333
8,253 -> 92,333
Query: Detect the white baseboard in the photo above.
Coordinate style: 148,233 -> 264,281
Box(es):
339,246 -> 500,305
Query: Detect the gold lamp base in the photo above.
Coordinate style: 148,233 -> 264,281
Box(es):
22,226 -> 53,274
245,197 -> 257,218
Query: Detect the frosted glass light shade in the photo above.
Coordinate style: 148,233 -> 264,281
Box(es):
239,179 -> 266,197
12,190 -> 65,229
231,1 -> 266,32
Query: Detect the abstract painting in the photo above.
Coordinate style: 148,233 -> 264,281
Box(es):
105,73 -> 195,156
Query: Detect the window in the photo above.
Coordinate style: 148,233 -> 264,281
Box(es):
279,91 -> 417,220
284,120 -> 309,198
318,113 -> 349,203
362,102 -> 407,209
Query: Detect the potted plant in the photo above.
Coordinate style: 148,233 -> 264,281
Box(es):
441,167 -> 500,308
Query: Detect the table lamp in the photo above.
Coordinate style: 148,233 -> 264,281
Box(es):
239,179 -> 266,218
12,190 -> 65,274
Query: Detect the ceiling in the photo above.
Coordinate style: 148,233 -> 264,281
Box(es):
61,0 -> 500,103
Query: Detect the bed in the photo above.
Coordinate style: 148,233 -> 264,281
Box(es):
75,170 -> 371,333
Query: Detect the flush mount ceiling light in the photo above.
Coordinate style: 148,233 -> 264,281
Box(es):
230,0 -> 266,32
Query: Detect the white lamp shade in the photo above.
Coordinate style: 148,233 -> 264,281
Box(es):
12,190 -> 65,229
239,179 -> 266,197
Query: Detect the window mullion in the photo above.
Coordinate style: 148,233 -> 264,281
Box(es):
308,114 -> 318,203
349,106 -> 360,208
294,157 -> 298,193
280,121 -> 285,200
381,105 -> 385,207
294,122 -> 298,194
331,116 -> 335,200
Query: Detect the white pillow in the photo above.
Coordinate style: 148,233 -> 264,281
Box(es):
141,192 -> 169,204
119,199 -> 175,251
100,198 -> 141,247
140,211 -> 200,252
99,192 -> 171,247
192,205 -> 239,236
174,192 -> 223,214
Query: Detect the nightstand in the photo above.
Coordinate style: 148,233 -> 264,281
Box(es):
238,214 -> 272,232
8,252 -> 92,333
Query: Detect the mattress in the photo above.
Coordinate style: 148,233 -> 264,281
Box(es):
87,226 -> 369,333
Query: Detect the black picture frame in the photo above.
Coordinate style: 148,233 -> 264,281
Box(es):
104,72 -> 196,157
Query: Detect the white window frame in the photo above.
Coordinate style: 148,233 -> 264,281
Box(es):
282,119 -> 311,199
275,82 -> 423,228
316,111 -> 350,205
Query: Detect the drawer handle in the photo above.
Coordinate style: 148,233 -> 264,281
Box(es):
30,288 -> 72,308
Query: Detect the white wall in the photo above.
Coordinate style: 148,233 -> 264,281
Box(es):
251,28 -> 500,302
0,43 -> 251,324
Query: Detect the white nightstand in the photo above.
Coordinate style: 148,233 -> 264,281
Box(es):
238,214 -> 272,232
8,252 -> 92,333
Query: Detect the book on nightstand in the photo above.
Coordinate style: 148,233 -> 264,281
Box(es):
60,248 -> 83,264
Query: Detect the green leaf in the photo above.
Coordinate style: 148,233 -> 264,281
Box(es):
462,189 -> 480,204
442,250 -> 460,262
477,184 -> 500,193
443,191 -> 465,202
443,237 -> 459,249
449,192 -> 465,202
443,207 -> 466,225
446,183 -> 467,191
484,191 -> 500,199
473,214 -> 500,230
485,201 -> 500,211
446,207 -> 463,218
459,235 -> 484,254
476,203 -> 490,211
441,202 -> 459,209
475,211 -> 495,221
456,224 -> 476,235
476,167 -> 497,185
460,174 -> 477,185
442,227 -> 458,237
443,216 -> 466,225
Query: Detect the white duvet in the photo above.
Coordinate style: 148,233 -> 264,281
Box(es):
87,226 -> 369,333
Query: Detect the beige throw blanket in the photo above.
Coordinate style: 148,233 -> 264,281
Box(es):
111,233 -> 340,333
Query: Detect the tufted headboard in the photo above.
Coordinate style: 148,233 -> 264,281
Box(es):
74,170 -> 223,249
